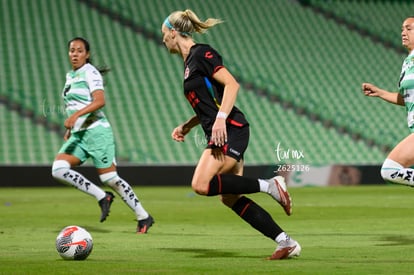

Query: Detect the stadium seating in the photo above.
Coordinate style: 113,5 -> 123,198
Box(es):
1,0 -> 409,165
308,0 -> 412,50
0,105 -> 61,164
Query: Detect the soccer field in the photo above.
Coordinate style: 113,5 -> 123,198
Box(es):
0,185 -> 413,274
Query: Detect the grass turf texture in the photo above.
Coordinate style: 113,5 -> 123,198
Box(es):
0,185 -> 413,274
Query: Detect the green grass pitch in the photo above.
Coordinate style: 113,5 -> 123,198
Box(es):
1,185 -> 413,274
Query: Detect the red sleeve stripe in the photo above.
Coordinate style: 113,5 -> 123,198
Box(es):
212,66 -> 224,75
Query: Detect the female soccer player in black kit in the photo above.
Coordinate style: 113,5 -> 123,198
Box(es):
161,9 -> 300,260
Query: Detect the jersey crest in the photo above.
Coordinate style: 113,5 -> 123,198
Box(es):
184,66 -> 190,80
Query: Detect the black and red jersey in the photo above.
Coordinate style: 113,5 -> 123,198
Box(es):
183,44 -> 248,136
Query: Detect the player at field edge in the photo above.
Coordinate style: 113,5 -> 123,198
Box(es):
161,9 -> 301,260
362,17 -> 414,187
51,37 -> 154,234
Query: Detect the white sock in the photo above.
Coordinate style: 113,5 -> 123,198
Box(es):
100,172 -> 149,220
381,158 -> 414,186
275,232 -> 289,243
258,179 -> 270,193
52,160 -> 106,200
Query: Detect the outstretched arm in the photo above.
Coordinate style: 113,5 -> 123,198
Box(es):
362,83 -> 404,106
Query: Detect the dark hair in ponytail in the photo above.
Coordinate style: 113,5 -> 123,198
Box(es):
68,37 -> 110,75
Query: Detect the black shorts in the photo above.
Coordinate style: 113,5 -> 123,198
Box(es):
206,125 -> 250,161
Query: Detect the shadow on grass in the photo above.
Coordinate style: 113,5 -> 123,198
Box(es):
303,233 -> 414,247
377,235 -> 414,246
162,247 -> 259,259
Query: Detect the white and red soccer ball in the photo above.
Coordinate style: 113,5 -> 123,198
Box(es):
56,225 -> 93,260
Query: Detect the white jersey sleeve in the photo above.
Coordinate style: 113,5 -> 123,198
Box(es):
85,67 -> 104,93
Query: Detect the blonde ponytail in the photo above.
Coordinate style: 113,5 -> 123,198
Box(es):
164,9 -> 223,36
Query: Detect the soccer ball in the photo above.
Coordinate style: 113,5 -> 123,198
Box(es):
55,225 -> 93,260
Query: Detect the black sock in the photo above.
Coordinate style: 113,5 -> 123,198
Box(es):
232,196 -> 283,240
207,174 -> 260,196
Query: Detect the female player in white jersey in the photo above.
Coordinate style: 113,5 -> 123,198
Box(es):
51,37 -> 154,233
161,9 -> 300,260
362,17 -> 414,187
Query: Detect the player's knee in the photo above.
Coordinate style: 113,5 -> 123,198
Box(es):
191,178 -> 210,195
99,171 -> 119,188
51,160 -> 70,179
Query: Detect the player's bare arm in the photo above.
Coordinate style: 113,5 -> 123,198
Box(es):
64,90 -> 105,129
362,82 -> 404,106
211,68 -> 240,146
171,115 -> 200,142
